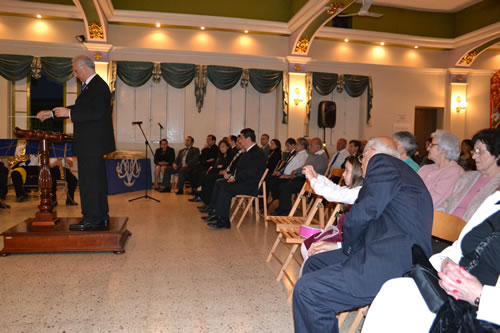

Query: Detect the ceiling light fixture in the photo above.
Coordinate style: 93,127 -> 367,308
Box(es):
414,45 -> 419,49
344,38 -> 349,43
244,30 -> 249,33
201,26 -> 205,30
36,14 -> 42,19
380,42 -> 385,46
75,34 -> 87,43
156,23 -> 160,28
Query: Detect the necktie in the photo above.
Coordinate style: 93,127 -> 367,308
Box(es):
280,151 -> 297,174
81,83 -> 87,92
226,151 -> 241,172
327,152 -> 340,174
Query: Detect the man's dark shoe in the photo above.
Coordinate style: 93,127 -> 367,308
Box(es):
176,190 -> 184,195
0,201 -> 10,209
69,221 -> 108,231
208,219 -> 231,230
159,186 -> 171,193
202,213 -> 218,222
189,196 -> 202,202
52,200 -> 58,207
66,199 -> 78,206
197,204 -> 209,211
16,195 -> 28,202
199,207 -> 214,214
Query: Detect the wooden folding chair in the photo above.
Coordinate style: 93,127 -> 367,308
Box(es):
432,211 -> 466,242
230,168 -> 269,229
337,305 -> 370,333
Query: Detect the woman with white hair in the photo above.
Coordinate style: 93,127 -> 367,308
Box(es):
417,130 -> 464,208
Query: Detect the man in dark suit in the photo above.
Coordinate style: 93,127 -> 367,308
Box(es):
38,55 -> 116,231
188,134 -> 218,196
293,137 -> 433,333
206,128 -> 267,230
159,136 -> 200,194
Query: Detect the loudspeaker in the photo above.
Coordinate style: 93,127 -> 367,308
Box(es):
318,101 -> 336,128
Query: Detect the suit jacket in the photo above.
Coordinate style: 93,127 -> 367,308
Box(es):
174,146 -> 200,168
342,154 -> 433,297
232,144 -> 267,196
69,74 -> 115,157
297,151 -> 329,177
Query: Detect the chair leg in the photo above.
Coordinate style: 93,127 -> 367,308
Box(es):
236,197 -> 255,229
230,198 -> 244,222
347,306 -> 369,333
266,233 -> 282,262
276,244 -> 299,282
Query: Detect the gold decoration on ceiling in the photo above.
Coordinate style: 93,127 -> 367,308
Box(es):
93,52 -> 102,61
88,22 -> 104,39
294,64 -> 302,72
459,49 -> 478,65
326,2 -> 343,15
455,75 -> 464,82
295,36 -> 310,53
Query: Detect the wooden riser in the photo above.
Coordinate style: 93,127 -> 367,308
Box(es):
0,217 -> 131,255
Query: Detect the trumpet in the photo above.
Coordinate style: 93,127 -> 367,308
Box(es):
8,147 -> 29,169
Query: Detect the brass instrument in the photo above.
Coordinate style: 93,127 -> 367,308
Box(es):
8,147 -> 29,169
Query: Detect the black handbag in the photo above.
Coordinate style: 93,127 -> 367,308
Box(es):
403,244 -> 450,313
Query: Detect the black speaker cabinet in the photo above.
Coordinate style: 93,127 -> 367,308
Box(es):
318,101 -> 336,128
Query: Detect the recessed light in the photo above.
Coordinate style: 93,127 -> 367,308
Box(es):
156,23 -> 160,28
414,45 -> 419,49
344,38 -> 349,43
380,42 -> 385,46
201,26 -> 205,30
36,14 -> 42,19
244,30 -> 249,33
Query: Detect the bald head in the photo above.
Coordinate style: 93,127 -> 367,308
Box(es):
361,137 -> 399,177
308,137 -> 323,153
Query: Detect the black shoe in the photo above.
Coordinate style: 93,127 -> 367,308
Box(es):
159,186 -> 171,193
202,214 -> 218,222
16,195 -> 28,202
69,221 -> 108,231
52,200 -> 58,207
197,204 -> 208,210
176,190 -> 184,195
0,201 -> 10,209
199,208 -> 214,214
208,219 -> 231,230
189,196 -> 202,202
66,199 -> 78,206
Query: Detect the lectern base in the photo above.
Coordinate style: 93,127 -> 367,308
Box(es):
0,217 -> 131,255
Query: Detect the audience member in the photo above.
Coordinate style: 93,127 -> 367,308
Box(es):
340,139 -> 361,168
153,139 -> 175,190
419,137 -> 434,166
267,139 -> 282,173
204,128 -> 267,230
159,136 -> 200,194
362,191 -> 500,332
325,138 -> 350,174
392,131 -> 420,172
189,134 -> 218,192
260,133 -> 270,157
267,137 -> 309,201
49,157 -> 78,206
228,135 -> 238,154
418,130 -> 464,208
273,137 -> 328,216
458,139 -> 476,171
293,137 -> 433,333
438,128 -> 500,222
0,160 -> 9,208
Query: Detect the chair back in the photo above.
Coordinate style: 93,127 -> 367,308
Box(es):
258,168 -> 269,189
328,168 -> 344,179
432,211 -> 466,242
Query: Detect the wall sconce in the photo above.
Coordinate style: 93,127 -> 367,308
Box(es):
455,96 -> 467,113
294,87 -> 303,106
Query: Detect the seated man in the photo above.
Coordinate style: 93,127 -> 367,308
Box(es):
160,136 -> 200,194
267,137 -> 309,201
204,128 -> 267,230
49,157 -> 78,206
293,137 -> 433,333
273,137 -> 329,216
189,134 -> 218,194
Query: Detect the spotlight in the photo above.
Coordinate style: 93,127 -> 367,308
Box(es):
75,34 -> 87,43
156,23 -> 161,28
201,26 -> 205,30
244,30 -> 249,33
380,42 -> 385,46
414,45 -> 419,49
36,14 -> 42,19
344,38 -> 349,43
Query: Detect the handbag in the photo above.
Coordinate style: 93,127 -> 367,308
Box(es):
403,244 -> 450,313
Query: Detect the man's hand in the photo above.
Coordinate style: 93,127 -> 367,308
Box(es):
172,163 -> 178,170
303,165 -> 318,181
182,163 -> 188,168
224,172 -> 231,180
272,171 -> 280,176
37,110 -> 53,122
227,177 -> 235,183
53,107 -> 70,118
308,241 -> 338,257
279,174 -> 290,179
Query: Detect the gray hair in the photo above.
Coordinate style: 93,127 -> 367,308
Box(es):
431,130 -> 460,161
73,55 -> 95,70
297,137 -> 309,150
392,131 -> 418,156
365,137 -> 400,159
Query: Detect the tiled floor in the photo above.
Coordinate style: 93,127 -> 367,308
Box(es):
0,189 -> 295,332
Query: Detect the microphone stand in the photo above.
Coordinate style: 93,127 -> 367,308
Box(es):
129,122 -> 159,203
158,123 -> 163,141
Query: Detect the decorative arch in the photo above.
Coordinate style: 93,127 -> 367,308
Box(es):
454,36 -> 500,67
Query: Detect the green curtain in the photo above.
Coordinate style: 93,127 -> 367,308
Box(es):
160,63 -> 196,89
249,69 -> 282,93
40,57 -> 73,82
0,54 -> 33,81
207,66 -> 242,90
117,61 -> 154,87
344,74 -> 372,123
312,72 -> 338,95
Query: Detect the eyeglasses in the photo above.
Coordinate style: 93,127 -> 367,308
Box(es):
428,142 -> 439,149
472,147 -> 486,155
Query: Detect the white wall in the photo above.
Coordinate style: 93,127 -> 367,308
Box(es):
0,77 -> 9,138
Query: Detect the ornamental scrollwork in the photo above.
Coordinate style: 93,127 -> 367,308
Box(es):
295,36 -> 310,53
116,158 -> 141,187
88,22 -> 104,39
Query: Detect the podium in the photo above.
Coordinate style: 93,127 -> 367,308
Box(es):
0,128 -> 131,256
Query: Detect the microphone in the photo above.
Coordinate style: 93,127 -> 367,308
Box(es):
132,121 -> 143,125
158,122 -> 164,129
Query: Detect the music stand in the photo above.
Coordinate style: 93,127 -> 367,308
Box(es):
129,121 -> 159,203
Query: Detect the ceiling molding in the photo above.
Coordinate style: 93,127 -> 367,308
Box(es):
109,10 -> 289,35
308,59 -> 449,75
96,0 -> 114,20
454,22 -> 500,48
0,38 -> 86,55
1,0 -> 81,19
288,0 -> 329,33
371,0 -> 482,13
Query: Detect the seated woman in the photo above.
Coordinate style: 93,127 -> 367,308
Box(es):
418,130 -> 464,208
301,155 -> 363,260
153,139 -> 175,190
267,139 -> 282,173
438,128 -> 500,222
458,139 -> 476,171
362,191 -> 500,332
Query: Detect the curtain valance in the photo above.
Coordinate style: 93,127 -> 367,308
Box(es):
0,55 -> 74,82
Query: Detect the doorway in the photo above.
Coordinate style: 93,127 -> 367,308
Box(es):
414,107 -> 444,157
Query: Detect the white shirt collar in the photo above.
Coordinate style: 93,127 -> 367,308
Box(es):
247,143 -> 257,151
85,73 -> 97,85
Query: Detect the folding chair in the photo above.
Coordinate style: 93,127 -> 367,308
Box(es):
432,211 -> 466,242
230,168 -> 269,229
337,305 -> 370,333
